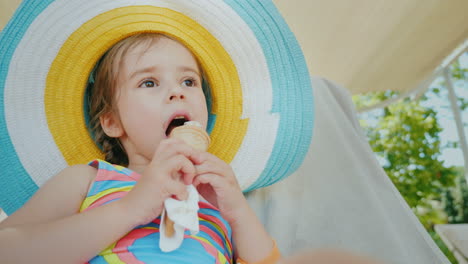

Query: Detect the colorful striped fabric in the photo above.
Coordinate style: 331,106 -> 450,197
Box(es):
80,160 -> 233,264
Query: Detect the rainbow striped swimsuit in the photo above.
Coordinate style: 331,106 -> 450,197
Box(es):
80,159 -> 233,264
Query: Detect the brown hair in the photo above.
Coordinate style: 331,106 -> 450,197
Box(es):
88,33 -> 167,166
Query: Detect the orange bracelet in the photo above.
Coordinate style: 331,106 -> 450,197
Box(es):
236,240 -> 281,264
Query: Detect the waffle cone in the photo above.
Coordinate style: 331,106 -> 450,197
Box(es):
170,125 -> 210,151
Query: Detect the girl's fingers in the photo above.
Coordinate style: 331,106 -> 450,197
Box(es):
193,173 -> 223,189
195,152 -> 229,173
194,160 -> 219,175
193,173 -> 210,188
166,181 -> 189,201
156,138 -> 201,164
194,151 -> 220,164
194,160 -> 235,183
167,155 -> 196,183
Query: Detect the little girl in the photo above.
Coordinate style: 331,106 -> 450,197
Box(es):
0,33 -> 279,263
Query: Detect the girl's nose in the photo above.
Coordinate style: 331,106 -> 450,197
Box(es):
168,85 -> 185,101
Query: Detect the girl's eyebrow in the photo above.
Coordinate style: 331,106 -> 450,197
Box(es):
178,66 -> 200,77
130,66 -> 157,80
129,66 -> 200,79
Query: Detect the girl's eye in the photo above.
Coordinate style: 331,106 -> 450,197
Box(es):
139,80 -> 156,88
182,79 -> 196,87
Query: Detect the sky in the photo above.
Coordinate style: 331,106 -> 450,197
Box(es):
424,51 -> 467,167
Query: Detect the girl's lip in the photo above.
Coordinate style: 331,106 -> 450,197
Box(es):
164,110 -> 191,137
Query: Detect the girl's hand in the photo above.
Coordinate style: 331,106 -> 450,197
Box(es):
192,152 -> 276,263
120,138 -> 200,226
192,152 -> 249,224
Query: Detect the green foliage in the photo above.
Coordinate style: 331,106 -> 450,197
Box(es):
443,167 -> 468,224
354,91 -> 457,228
450,60 -> 467,83
352,53 -> 467,263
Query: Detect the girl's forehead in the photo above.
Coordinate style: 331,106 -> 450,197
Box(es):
125,37 -> 181,58
120,38 -> 200,75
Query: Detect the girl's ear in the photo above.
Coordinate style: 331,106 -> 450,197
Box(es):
100,112 -> 124,138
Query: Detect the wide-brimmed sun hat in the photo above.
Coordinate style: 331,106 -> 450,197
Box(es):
0,0 -> 314,214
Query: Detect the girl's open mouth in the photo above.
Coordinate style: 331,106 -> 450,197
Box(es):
166,116 -> 189,136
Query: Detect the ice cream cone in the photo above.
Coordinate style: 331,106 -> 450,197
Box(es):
170,121 -> 210,151
164,121 -> 210,237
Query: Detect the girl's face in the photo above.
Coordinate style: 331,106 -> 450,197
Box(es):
104,37 -> 208,166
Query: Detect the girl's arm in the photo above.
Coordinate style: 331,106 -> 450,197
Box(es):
0,139 -> 200,264
0,165 -> 141,264
229,200 -> 279,263
0,165 -> 95,228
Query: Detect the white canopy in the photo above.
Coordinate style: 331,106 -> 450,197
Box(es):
273,0 -> 468,94
2,0 -> 468,94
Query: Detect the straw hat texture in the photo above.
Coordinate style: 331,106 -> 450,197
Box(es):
0,0 -> 313,214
